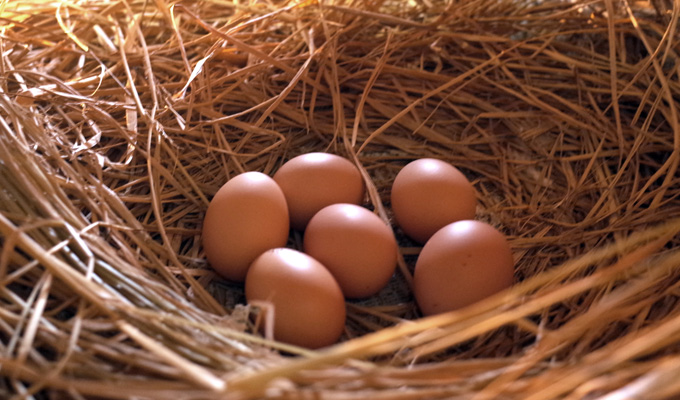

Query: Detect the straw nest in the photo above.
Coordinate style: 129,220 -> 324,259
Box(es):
1,0 -> 679,398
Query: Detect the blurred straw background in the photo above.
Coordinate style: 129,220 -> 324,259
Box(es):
1,0 -> 680,398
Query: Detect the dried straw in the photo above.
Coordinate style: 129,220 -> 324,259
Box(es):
1,0 -> 679,398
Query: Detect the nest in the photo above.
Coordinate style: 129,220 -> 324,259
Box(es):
1,0 -> 680,398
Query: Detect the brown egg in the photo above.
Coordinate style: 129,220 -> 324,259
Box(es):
202,172 -> 289,282
413,220 -> 514,316
304,204 -> 398,298
245,248 -> 346,349
273,152 -> 365,230
391,158 -> 476,244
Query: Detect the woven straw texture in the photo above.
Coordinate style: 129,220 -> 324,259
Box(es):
1,0 -> 679,398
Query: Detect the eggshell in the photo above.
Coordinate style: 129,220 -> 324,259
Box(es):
413,220 -> 514,316
391,158 -> 476,244
304,203 -> 398,298
202,172 -> 289,281
245,248 -> 346,349
273,152 -> 365,230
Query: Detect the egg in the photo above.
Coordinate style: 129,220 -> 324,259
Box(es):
413,220 -> 514,316
304,203 -> 398,298
245,248 -> 346,349
390,158 -> 476,244
202,172 -> 289,281
273,152 -> 365,230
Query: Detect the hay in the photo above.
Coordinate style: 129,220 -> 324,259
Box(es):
0,0 -> 679,398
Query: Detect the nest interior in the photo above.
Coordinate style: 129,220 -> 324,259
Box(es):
1,0 -> 680,398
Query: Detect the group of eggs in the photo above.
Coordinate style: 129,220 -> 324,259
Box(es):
201,153 -> 514,349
